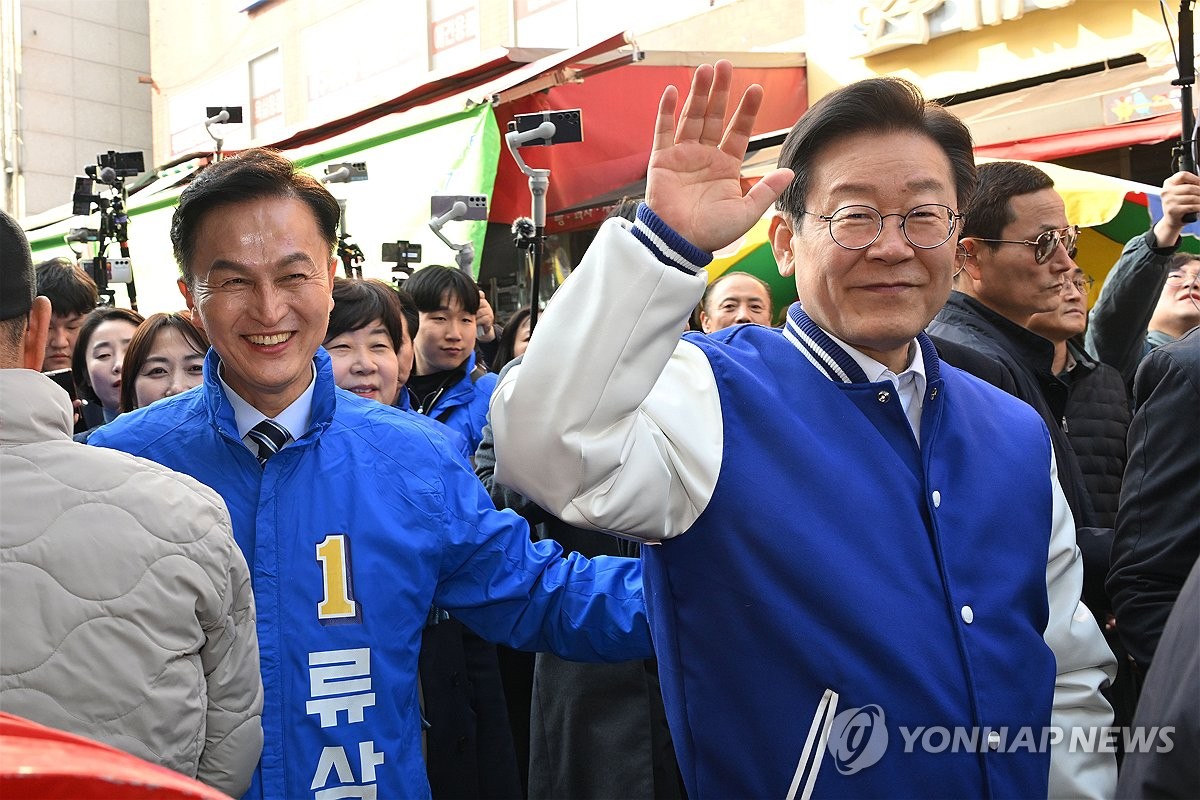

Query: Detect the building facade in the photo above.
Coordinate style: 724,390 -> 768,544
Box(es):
1,0 -> 154,217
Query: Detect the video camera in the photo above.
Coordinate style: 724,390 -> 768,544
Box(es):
69,150 -> 145,307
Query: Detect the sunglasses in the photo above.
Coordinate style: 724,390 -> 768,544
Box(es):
966,225 -> 1081,265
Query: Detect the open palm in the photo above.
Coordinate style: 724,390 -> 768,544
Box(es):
646,61 -> 794,254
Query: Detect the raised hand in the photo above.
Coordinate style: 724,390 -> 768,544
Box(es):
1154,170 -> 1200,245
645,60 -> 794,254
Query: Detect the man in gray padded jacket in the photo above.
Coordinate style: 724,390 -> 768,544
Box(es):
0,209 -> 263,797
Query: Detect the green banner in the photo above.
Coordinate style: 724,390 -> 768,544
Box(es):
26,103 -> 501,313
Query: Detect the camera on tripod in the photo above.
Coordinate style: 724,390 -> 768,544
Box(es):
69,150 -> 145,307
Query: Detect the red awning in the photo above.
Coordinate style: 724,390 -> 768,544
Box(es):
490,63 -> 807,224
972,114 -> 1180,161
264,33 -> 632,153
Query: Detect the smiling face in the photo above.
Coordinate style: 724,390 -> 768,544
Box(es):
133,325 -> 207,408
179,195 -> 337,417
413,291 -> 476,375
960,188 -> 1075,325
770,130 -> 959,371
326,318 -> 402,406
86,318 -> 138,410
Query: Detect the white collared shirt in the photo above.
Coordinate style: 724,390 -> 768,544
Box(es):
823,333 -> 928,446
218,364 -> 317,456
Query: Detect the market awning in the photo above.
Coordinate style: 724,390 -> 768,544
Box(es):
264,32 -> 633,153
973,115 -> 1180,161
491,58 -> 807,225
952,57 -> 1186,160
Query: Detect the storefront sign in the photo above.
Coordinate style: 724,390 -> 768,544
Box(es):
849,0 -> 1075,57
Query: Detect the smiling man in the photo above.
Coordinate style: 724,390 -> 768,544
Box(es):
491,63 -> 1115,798
88,148 -> 651,800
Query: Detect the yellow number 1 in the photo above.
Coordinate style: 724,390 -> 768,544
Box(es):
316,534 -> 359,622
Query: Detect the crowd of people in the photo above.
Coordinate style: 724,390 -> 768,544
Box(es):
1,60 -> 1197,799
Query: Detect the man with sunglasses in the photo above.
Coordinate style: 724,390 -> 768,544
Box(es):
929,160 -> 1096,531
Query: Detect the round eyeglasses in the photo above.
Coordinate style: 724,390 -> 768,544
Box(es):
802,204 -> 961,251
966,225 -> 1080,265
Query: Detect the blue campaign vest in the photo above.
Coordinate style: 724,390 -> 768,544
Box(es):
644,308 -> 1058,798
92,349 -> 649,799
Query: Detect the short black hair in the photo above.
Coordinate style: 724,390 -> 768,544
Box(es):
327,278 -> 408,352
172,148 -> 340,286
71,306 -> 145,405
776,78 -> 976,223
35,257 -> 98,316
960,161 -> 1056,248
405,265 -> 480,314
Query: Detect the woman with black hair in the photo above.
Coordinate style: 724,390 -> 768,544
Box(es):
71,306 -> 144,431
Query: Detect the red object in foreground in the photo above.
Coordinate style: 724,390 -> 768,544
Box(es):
0,713 -> 232,800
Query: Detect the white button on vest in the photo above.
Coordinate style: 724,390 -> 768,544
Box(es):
987,731 -> 1001,751
932,490 -> 942,507
961,605 -> 974,624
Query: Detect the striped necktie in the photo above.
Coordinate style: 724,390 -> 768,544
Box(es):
247,419 -> 291,467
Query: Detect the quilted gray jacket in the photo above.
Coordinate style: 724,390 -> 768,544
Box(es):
0,369 -> 262,797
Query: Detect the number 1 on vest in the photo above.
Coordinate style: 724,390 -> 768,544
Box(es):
316,534 -> 360,622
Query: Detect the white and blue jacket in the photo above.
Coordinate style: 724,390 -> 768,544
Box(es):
91,347 -> 650,800
490,206 -> 1117,799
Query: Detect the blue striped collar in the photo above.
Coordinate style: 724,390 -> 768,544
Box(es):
782,303 -> 941,385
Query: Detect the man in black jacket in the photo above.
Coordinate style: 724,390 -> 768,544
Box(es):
1108,326 -> 1200,673
928,160 -> 1094,530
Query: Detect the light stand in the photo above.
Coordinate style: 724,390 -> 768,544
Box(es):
72,151 -> 143,308
203,106 -> 243,162
1175,2 -> 1198,221
429,195 -> 489,275
323,162 -> 369,278
504,121 -> 556,329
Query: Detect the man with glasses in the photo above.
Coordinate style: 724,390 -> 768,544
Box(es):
929,160 -> 1096,531
491,64 -> 1115,798
1086,170 -> 1200,386
1027,269 -> 1130,531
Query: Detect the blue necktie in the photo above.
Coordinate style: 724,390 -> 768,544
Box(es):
247,419 -> 291,467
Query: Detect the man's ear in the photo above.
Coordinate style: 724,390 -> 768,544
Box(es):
178,278 -> 206,335
770,214 -> 797,278
22,296 -> 51,371
958,238 -> 985,281
698,308 -> 714,334
327,257 -> 338,313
